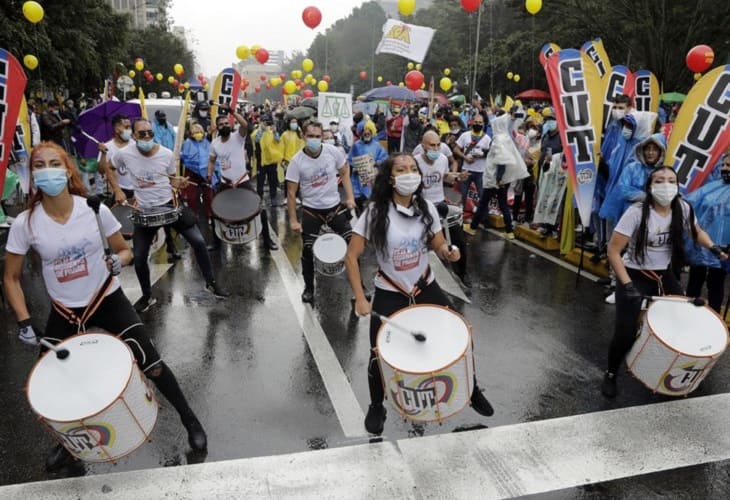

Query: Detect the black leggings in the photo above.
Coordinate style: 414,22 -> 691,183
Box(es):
606,268 -> 683,374
686,265 -> 726,313
301,205 -> 352,290
256,163 -> 279,200
472,186 -> 514,232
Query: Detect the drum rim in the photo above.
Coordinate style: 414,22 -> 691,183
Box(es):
26,332 -> 136,423
211,189 -> 262,223
375,304 -> 473,374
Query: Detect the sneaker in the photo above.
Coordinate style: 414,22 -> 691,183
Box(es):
182,416 -> 208,451
504,232 -> 515,240
135,295 -> 157,313
463,224 -> 477,236
601,371 -> 617,398
301,288 -> 314,304
471,386 -> 495,416
364,403 -> 387,434
45,443 -> 76,472
604,292 -> 616,304
205,281 -> 229,298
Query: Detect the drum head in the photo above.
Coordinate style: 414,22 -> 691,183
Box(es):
647,298 -> 729,356
27,333 -> 133,421
212,188 -> 261,223
313,234 -> 347,264
377,305 -> 470,373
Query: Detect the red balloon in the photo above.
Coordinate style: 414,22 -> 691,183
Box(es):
386,80 -> 392,86
404,70 -> 424,91
302,89 -> 314,98
172,79 -> 179,86
359,71 -> 367,80
295,78 -> 302,85
322,75 -> 330,83
146,75 -> 153,82
260,74 -> 267,81
266,83 -> 272,90
254,86 -> 261,93
302,6 -> 322,29
255,48 -> 269,64
279,73 -> 286,80
686,44 -> 714,73
143,70 -> 151,77
460,0 -> 481,13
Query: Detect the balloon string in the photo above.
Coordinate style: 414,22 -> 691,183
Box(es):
33,24 -> 45,97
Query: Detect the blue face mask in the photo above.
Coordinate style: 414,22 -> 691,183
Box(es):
33,168 -> 68,196
136,139 -> 155,153
426,150 -> 440,161
543,120 -> 557,133
306,138 -> 322,152
621,127 -> 633,140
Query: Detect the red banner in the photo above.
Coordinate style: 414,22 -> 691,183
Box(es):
0,49 -> 28,191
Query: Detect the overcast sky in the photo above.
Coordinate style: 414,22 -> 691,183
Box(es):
169,0 -> 369,76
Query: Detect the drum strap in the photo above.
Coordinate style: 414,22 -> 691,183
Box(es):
640,270 -> 664,296
376,266 -> 431,304
303,204 -> 348,226
52,273 -> 115,333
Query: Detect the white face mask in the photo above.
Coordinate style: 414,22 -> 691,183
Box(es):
612,109 -> 626,121
330,125 -> 338,132
651,183 -> 678,207
393,173 -> 422,196
527,129 -> 538,139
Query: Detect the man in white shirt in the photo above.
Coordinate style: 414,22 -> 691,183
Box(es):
453,112 -> 491,206
286,121 -> 356,303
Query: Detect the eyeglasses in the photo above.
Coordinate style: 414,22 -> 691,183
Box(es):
136,130 -> 154,138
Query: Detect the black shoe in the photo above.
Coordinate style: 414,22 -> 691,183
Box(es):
364,404 -> 387,434
301,288 -> 314,303
167,251 -> 182,263
205,281 -> 229,298
182,416 -> 208,451
471,386 -> 494,416
135,295 -> 157,313
601,372 -> 617,398
265,239 -> 279,251
45,443 -> 76,472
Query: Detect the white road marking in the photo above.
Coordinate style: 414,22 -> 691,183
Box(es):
428,252 -> 471,304
118,263 -> 172,305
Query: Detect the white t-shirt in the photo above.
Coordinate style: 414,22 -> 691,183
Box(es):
210,133 -> 250,185
115,145 -> 176,208
286,144 -> 347,209
106,139 -> 135,190
615,201 -> 691,270
415,153 -> 449,204
412,142 -> 453,159
6,196 -> 122,307
456,131 -> 492,173
354,201 -> 442,293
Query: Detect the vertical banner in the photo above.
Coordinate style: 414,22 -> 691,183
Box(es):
633,69 -> 660,113
174,91 -> 191,175
580,38 -> 612,79
138,87 -> 147,119
600,65 -> 635,133
211,67 -> 242,125
545,49 -> 604,227
13,95 -> 31,194
0,49 -> 28,193
665,65 -> 730,193
539,43 -> 561,68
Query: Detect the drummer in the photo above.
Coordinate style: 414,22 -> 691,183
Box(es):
345,153 -> 494,435
115,118 -> 227,313
3,142 -> 208,471
601,166 -> 727,398
207,104 -> 278,251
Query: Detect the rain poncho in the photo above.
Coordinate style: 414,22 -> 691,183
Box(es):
348,128 -> 388,199
484,113 -> 529,189
180,137 -> 211,178
533,153 -> 568,226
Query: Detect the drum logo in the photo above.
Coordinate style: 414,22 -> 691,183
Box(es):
223,223 -> 253,241
661,361 -> 707,393
389,374 -> 456,416
57,422 -> 116,457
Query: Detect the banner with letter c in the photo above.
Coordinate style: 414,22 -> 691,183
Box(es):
600,65 -> 635,134
545,49 -> 604,227
633,69 -> 660,114
581,38 -> 612,79
665,65 -> 730,193
0,49 -> 28,193
211,67 -> 241,126
538,42 -> 561,68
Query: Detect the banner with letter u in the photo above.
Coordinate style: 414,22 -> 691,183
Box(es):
0,49 -> 27,193
211,67 -> 241,125
545,49 -> 604,227
665,65 -> 730,193
600,65 -> 635,134
633,69 -> 660,114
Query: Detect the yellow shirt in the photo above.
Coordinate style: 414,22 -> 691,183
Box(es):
435,119 -> 450,137
281,130 -> 304,162
260,128 -> 283,166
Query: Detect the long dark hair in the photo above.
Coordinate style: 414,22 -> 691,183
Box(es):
633,166 -> 696,266
367,153 -> 435,259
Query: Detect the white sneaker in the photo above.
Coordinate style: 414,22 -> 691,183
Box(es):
604,292 -> 616,304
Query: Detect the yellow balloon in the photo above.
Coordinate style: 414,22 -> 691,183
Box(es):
174,63 -> 184,76
135,59 -> 144,71
305,74 -> 313,84
184,82 -> 190,89
694,72 -> 702,81
178,86 -> 185,94
514,74 -> 521,82
507,72 -> 513,80
420,82 -> 426,89
317,80 -> 329,92
515,100 -> 522,106
525,0 -> 543,15
23,54 -> 38,70
270,77 -> 280,87
251,44 -> 261,55
204,83 -> 209,90
407,62 -> 414,70
311,79 -> 318,87
398,0 -> 416,16
156,72 -> 163,81
444,68 -> 451,76
129,70 -> 137,78
416,63 -> 422,71
439,77 -> 452,92
167,76 -> 175,84
302,58 -> 314,73
377,76 -> 383,82
130,85 -> 136,93
236,45 -> 250,59
284,80 -> 297,94
398,82 -> 405,87
22,1 -> 44,24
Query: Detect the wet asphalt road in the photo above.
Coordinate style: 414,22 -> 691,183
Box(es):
2,204 -> 730,497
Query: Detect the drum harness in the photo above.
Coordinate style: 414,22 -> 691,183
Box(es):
303,204 -> 350,237
376,266 -> 432,305
640,270 -> 665,298
51,273 -> 115,335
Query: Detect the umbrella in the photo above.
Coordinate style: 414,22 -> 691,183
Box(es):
73,101 -> 143,157
660,92 -> 686,103
515,89 -> 551,101
286,106 -> 316,120
448,94 -> 466,104
300,97 -> 318,111
362,86 -> 417,102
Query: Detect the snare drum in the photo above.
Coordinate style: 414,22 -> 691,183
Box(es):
376,305 -> 475,422
443,204 -> 463,229
111,204 -> 134,238
313,233 -> 347,276
26,332 -> 158,463
211,188 -> 262,245
626,296 -> 729,396
130,205 -> 181,227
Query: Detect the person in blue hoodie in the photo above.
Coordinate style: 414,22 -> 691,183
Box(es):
348,120 -> 388,214
180,122 -> 217,249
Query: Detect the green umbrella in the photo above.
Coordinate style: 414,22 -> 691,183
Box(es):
660,92 -> 686,103
286,106 -> 316,120
448,94 -> 466,104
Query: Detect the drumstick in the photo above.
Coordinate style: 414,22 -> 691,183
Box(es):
649,296 -> 706,307
86,196 -> 112,257
371,311 -> 427,342
39,338 -> 70,360
162,173 -> 198,186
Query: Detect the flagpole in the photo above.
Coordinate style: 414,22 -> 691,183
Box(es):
471,3 -> 482,101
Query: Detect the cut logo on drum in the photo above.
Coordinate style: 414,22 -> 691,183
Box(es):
388,373 -> 457,417
58,422 -> 116,457
661,361 -> 708,393
222,223 -> 255,241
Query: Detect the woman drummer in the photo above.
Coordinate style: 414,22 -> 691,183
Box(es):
345,153 -> 494,435
3,142 -> 207,471
601,166 -> 727,398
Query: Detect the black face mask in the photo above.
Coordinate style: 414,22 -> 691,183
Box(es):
472,124 -> 483,133
219,126 -> 231,137
722,170 -> 730,184
157,118 -> 166,126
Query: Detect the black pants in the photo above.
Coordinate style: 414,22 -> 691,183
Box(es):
512,176 -> 535,222
436,202 -> 467,278
387,136 -> 401,153
256,163 -> 279,200
368,281 -> 451,405
216,180 -> 274,246
607,268 -> 683,374
686,265 -> 726,313
301,205 -> 352,290
472,186 -> 514,232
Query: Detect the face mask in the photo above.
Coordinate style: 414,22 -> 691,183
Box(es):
330,125 -> 338,132
289,123 -> 298,131
193,132 -> 205,141
362,135 -> 372,143
120,129 -> 132,141
527,129 -> 538,139
543,120 -> 557,133
426,150 -> 440,161
471,124 -> 483,133
157,118 -> 167,126
323,138 -> 335,145
450,128 -> 460,134
612,109 -> 626,121
219,126 -> 231,137
722,170 -> 730,184
33,168 -> 68,196
199,111 -> 208,118
306,138 -> 321,152
651,183 -> 678,207
136,139 -> 155,153
621,127 -> 633,140
393,173 -> 422,196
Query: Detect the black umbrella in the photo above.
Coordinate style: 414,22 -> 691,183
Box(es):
286,106 -> 316,120
300,97 -> 318,111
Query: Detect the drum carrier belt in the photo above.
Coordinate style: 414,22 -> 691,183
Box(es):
52,273 -> 115,334
303,203 -> 349,226
641,270 -> 665,297
376,266 -> 431,305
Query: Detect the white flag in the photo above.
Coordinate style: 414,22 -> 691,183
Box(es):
375,19 -> 435,64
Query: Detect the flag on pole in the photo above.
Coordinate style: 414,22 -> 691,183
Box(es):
138,87 -> 148,120
174,91 -> 191,176
0,49 -> 27,194
375,19 -> 435,63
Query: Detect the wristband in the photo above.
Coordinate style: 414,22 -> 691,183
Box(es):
18,318 -> 32,329
710,245 -> 723,257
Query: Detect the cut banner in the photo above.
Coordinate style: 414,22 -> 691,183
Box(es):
211,67 -> 242,126
375,19 -> 435,64
0,49 -> 27,193
545,48 -> 604,228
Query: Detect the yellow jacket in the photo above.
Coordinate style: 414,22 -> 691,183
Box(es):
260,127 -> 283,166
281,130 -> 304,162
